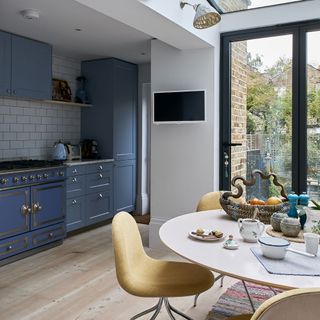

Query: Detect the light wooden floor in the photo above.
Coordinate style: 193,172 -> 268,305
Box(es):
0,223 -> 235,320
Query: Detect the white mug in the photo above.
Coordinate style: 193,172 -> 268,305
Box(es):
238,218 -> 265,243
304,232 -> 320,255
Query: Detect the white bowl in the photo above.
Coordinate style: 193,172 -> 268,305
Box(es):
258,237 -> 290,259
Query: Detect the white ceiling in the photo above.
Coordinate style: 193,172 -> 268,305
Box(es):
0,0 -> 153,63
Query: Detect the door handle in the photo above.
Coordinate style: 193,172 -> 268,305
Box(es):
223,142 -> 242,147
32,202 -> 43,213
21,204 -> 31,215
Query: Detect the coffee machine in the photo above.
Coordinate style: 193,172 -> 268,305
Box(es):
81,139 -> 100,159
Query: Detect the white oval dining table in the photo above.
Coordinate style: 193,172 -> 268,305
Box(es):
159,210 -> 320,290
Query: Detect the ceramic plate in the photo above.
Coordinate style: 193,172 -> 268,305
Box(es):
189,229 -> 225,242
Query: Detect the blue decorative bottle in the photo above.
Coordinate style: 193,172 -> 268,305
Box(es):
298,192 -> 309,229
299,192 -> 309,206
288,192 -> 299,218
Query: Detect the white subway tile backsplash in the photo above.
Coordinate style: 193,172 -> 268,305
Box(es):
0,55 -> 81,160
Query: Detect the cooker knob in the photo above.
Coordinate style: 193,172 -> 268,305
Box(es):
43,173 -> 48,179
0,178 -> 8,184
13,177 -> 19,183
29,175 -> 35,181
36,174 -> 42,180
21,176 -> 27,182
59,171 -> 64,177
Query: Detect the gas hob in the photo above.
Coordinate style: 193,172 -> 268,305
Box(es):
0,159 -> 66,189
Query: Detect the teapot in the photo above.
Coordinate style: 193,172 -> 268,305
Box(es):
238,218 -> 265,242
52,141 -> 67,160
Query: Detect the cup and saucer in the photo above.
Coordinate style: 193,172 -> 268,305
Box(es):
223,235 -> 239,250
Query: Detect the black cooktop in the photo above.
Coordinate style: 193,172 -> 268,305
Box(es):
0,160 -> 64,171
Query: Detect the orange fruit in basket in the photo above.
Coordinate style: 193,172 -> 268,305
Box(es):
266,196 -> 282,205
249,198 -> 266,205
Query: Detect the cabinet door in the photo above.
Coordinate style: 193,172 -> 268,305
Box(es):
0,31 -> 11,96
0,187 -> 30,240
11,35 -> 52,100
114,160 -> 136,213
31,182 -> 65,230
113,61 -> 137,161
86,190 -> 113,225
66,196 -> 85,232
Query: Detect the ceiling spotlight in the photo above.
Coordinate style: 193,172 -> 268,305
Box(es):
180,1 -> 221,29
20,9 -> 40,20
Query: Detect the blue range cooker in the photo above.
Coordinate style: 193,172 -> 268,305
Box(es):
0,160 -> 66,265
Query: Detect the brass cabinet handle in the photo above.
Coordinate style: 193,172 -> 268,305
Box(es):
72,169 -> 78,174
72,177 -> 77,183
49,232 -> 54,238
33,202 -> 43,213
98,173 -> 103,179
72,199 -> 77,205
98,193 -> 103,199
99,165 -> 103,170
21,204 -> 31,215
7,245 -> 13,251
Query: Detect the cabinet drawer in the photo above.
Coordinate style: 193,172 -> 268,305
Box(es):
31,223 -> 65,248
66,165 -> 86,177
0,234 -> 29,261
66,196 -> 85,232
86,162 -> 112,174
86,171 -> 112,193
66,175 -> 85,198
86,190 -> 113,225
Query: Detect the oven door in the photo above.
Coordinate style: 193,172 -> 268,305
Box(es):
31,181 -> 65,230
0,187 -> 30,240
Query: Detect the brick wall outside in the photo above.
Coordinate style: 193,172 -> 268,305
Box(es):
0,55 -> 81,160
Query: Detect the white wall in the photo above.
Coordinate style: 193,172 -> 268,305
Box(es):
149,40 -> 216,248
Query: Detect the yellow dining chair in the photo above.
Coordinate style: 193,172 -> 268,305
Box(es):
226,287 -> 320,320
112,211 -> 215,320
196,191 -> 246,212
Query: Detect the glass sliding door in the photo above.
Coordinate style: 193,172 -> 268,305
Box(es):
221,21 -> 320,201
228,35 -> 293,199
307,31 -> 320,201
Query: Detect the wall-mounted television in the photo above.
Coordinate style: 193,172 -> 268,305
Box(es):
153,89 -> 206,124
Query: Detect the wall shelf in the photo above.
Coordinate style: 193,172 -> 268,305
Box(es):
45,100 -> 93,107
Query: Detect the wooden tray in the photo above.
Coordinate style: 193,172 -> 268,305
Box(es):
266,225 -> 304,243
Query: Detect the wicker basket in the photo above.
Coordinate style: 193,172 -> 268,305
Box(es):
219,170 -> 290,224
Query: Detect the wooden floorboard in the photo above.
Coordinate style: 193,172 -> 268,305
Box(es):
0,223 -> 235,320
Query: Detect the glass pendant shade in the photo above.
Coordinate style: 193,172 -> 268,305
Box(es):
193,4 -> 221,29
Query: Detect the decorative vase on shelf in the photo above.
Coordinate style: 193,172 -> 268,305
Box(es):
75,76 -> 89,104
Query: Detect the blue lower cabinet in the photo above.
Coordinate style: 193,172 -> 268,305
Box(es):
31,223 -> 65,248
0,234 -> 29,261
114,160 -> 136,213
66,197 -> 86,232
86,190 -> 113,225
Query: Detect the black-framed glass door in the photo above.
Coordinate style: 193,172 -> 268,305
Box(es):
220,20 -> 320,201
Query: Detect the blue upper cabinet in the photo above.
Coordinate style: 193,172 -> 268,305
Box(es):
81,58 -> 137,160
0,31 -> 52,100
0,31 -> 12,96
11,35 -> 52,100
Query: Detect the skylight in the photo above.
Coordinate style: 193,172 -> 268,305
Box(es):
207,0 -> 305,14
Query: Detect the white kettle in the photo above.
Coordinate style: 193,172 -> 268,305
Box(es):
52,141 -> 67,160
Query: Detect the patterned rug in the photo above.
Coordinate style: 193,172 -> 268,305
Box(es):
207,281 -> 283,320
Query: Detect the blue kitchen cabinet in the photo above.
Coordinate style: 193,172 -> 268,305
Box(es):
81,58 -> 137,213
66,161 -> 114,232
0,30 -> 52,100
114,160 -> 136,213
0,31 -> 11,96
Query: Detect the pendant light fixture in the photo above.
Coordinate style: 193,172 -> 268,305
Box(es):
180,1 -> 221,29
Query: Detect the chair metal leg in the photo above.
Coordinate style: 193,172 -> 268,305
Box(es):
163,298 -> 176,320
193,293 -> 200,307
130,297 -> 163,320
165,298 -> 194,320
